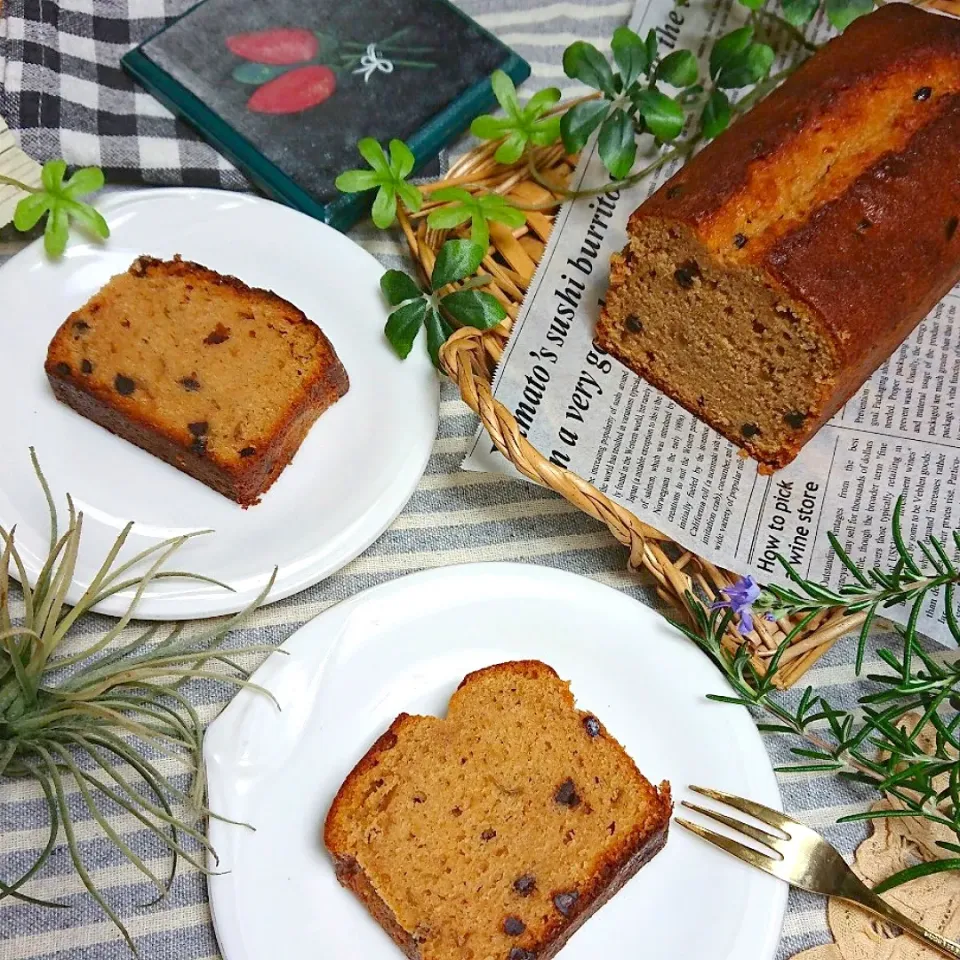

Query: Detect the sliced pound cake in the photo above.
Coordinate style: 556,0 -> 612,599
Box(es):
324,660 -> 671,960
45,256 -> 348,506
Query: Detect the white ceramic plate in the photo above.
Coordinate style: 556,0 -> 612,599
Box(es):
205,562 -> 787,960
0,189 -> 439,619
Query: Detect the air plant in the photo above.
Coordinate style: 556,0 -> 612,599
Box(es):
0,449 -> 279,950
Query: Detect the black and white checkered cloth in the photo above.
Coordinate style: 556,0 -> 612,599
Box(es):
0,0 -> 248,188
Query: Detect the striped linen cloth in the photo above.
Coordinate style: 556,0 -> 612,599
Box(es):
0,1 -> 950,958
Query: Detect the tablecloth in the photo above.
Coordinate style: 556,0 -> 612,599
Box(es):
0,0 -> 951,957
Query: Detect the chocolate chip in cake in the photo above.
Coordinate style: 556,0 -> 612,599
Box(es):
72,320 -> 90,333
54,362 -> 71,377
666,184 -> 684,199
451,806 -> 463,817
733,233 -> 748,249
673,260 -> 701,289
914,86 -> 932,102
179,376 -> 201,392
513,875 -> 536,896
204,323 -> 231,345
81,359 -> 93,375
784,410 -> 807,429
481,828 -> 497,841
947,216 -> 959,242
114,374 -> 135,395
188,421 -> 209,437
190,435 -> 208,456
857,218 -> 873,232
554,779 -> 581,808
553,891 -> 579,917
239,446 -> 256,458
624,314 -> 643,334
741,422 -> 760,438
503,916 -> 526,936
608,821 -> 616,835
413,793 -> 426,804
509,949 -> 536,960
121,319 -> 131,328
583,716 -> 601,738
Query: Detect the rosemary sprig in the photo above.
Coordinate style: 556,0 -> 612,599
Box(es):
673,496 -> 960,891
0,450 -> 279,950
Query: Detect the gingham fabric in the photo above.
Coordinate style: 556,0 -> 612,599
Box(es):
0,1 -> 952,958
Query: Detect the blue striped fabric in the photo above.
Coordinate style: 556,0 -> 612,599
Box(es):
0,1 -> 948,957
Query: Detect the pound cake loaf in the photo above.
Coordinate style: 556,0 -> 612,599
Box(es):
597,4 -> 960,470
46,256 -> 348,505
324,660 -> 671,960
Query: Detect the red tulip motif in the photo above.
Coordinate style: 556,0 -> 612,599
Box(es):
226,28 -> 318,65
247,65 -> 337,114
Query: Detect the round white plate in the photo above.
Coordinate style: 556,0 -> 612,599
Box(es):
205,562 -> 787,960
0,189 -> 439,619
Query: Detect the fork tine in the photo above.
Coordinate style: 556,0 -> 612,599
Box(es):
680,801 -> 785,855
675,817 -> 783,875
689,785 -> 793,832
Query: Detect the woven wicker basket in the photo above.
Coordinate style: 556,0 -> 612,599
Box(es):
399,136 -> 865,689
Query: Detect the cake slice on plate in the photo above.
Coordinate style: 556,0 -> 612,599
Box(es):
325,660 -> 671,960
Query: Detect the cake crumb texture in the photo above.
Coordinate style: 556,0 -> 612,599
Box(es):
324,660 -> 671,960
597,4 -> 960,470
45,255 -> 348,505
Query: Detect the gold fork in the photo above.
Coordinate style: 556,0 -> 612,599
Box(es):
676,785 -> 960,959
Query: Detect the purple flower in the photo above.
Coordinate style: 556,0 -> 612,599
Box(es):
711,575 -> 762,635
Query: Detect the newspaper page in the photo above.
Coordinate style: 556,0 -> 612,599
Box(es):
463,0 -> 960,645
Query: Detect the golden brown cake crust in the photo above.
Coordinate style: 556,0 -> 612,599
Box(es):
45,256 -> 348,505
598,5 -> 960,470
324,660 -> 672,960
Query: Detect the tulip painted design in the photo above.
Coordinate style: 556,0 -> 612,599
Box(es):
226,26 -> 436,114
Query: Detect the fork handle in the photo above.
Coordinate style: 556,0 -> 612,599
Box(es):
842,883 -> 960,958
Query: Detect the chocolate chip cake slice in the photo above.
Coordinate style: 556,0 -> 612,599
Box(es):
324,661 -> 671,960
45,256 -> 348,506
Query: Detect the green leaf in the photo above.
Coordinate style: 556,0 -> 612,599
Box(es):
560,98 -> 609,153
610,27 -> 648,89
380,269 -> 424,306
371,185 -> 398,229
597,109 -> 637,180
13,192 -> 51,231
655,50 -> 698,88
384,298 -> 428,360
717,43 -> 775,89
710,26 -> 754,81
482,198 -> 526,229
357,138 -> 390,176
526,86 -> 562,115
62,167 -> 105,199
41,159 -> 66,194
781,0 -> 819,24
737,0 -> 766,9
396,181 -> 423,214
634,89 -> 685,141
424,307 -> 448,368
562,41 -> 616,98
529,114 -> 562,146
431,186 -> 473,204
701,88 -> 731,140
232,62 -> 287,85
43,203 -> 70,257
825,0 -> 874,30
431,239 -> 485,290
494,130 -> 527,165
388,139 -> 415,180
644,30 -> 658,69
426,204 -> 473,230
490,69 -> 520,117
873,858 -> 960,894
442,289 -> 507,329
334,169 -> 383,192
470,115 -> 512,140
63,199 -> 109,240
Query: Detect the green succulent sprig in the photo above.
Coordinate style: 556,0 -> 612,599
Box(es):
334,137 -> 423,229
0,451 -> 278,949
381,239 -> 506,367
0,159 -> 109,257
425,187 -> 526,250
470,70 -> 563,164
673,496 -> 960,892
